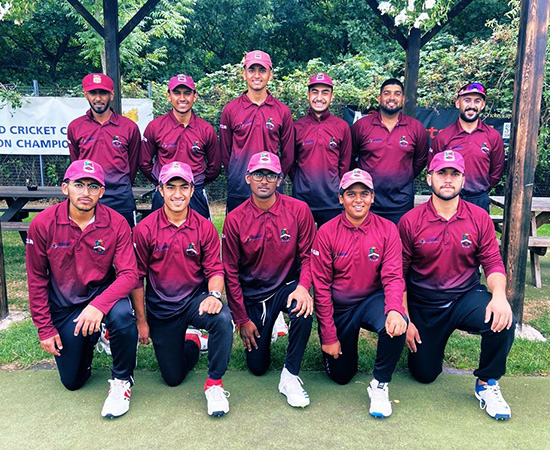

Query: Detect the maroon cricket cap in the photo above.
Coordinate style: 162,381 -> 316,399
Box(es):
247,152 -> 282,174
339,169 -> 374,190
168,74 -> 196,92
429,150 -> 465,174
308,73 -> 334,88
244,50 -> 272,69
64,160 -> 105,186
159,161 -> 195,185
82,73 -> 114,92
457,82 -> 486,99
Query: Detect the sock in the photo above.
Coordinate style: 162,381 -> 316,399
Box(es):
204,378 -> 223,391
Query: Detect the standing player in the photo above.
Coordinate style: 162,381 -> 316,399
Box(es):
351,79 -> 429,224
131,161 -> 233,417
67,73 -> 141,227
26,159 -> 139,418
398,150 -> 515,420
292,73 -> 352,227
140,74 -> 221,219
220,50 -> 295,212
311,169 -> 407,418
428,83 -> 505,212
222,152 -> 315,408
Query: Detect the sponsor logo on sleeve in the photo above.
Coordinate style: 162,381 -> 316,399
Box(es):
26,238 -> 34,245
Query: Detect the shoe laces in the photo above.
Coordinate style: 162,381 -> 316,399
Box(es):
108,379 -> 131,400
370,382 -> 389,401
205,385 -> 230,401
479,382 -> 505,410
282,374 -> 306,395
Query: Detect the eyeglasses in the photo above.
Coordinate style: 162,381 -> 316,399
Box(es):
70,181 -> 102,195
248,171 -> 279,183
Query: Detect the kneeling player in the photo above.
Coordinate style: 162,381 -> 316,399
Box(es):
398,150 -> 515,420
131,161 -> 233,417
312,169 -> 407,418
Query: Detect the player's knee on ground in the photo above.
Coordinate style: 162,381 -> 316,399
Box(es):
408,356 -> 441,384
246,357 -> 270,377
324,358 -> 357,385
59,369 -> 91,391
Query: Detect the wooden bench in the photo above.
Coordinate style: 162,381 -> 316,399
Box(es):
0,222 -> 31,232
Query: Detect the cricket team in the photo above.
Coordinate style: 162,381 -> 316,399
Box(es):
25,50 -> 514,421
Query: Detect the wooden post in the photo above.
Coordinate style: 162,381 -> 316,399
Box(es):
103,0 -> 121,113
501,0 -> 550,324
0,222 -> 9,320
404,28 -> 420,117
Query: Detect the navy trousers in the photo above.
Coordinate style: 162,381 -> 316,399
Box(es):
244,281 -> 313,376
322,290 -> 406,385
408,285 -> 516,383
51,298 -> 137,391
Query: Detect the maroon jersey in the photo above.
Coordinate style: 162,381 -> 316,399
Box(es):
140,111 -> 221,186
429,119 -> 505,195
292,109 -> 352,211
351,112 -> 429,214
133,207 -> 223,319
219,92 -> 295,199
398,198 -> 505,306
222,193 -> 315,324
311,212 -> 405,345
26,201 -> 138,340
67,109 -> 141,213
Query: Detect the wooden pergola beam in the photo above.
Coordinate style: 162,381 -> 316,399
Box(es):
501,0 -> 550,324
67,0 -> 162,113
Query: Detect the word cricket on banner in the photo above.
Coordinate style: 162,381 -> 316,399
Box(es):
0,97 -> 153,155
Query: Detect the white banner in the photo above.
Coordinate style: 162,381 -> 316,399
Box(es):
0,97 -> 153,155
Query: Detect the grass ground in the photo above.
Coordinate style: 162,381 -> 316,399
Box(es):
1,370 -> 549,450
1,204 -> 549,375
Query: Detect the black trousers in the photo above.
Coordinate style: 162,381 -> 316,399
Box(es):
52,298 -> 137,391
244,281 -> 313,376
408,285 -> 516,384
148,292 -> 233,386
321,290 -> 406,385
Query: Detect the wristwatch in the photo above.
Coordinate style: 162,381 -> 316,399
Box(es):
208,290 -> 222,299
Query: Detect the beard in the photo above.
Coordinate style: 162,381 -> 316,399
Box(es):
459,108 -> 480,123
380,103 -> 402,115
430,184 -> 461,201
89,98 -> 111,115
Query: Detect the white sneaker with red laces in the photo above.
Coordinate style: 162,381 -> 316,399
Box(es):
101,378 -> 132,418
205,385 -> 230,417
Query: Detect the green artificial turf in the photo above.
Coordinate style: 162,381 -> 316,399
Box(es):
0,370 -> 549,450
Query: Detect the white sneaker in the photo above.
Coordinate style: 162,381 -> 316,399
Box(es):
101,378 -> 132,418
475,379 -> 511,420
205,385 -> 230,417
278,367 -> 310,408
367,378 -> 392,418
95,325 -> 111,356
271,312 -> 289,343
186,328 -> 208,353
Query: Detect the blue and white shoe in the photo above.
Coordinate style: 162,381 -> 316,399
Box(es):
278,367 -> 310,408
475,379 -> 511,420
367,378 -> 392,418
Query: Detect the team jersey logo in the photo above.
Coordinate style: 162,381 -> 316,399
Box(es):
280,228 -> 291,242
266,118 -> 275,130
93,239 -> 106,254
399,136 -> 409,147
93,74 -> 102,84
112,136 -> 122,147
185,243 -> 198,256
461,233 -> 472,249
191,141 -> 201,154
329,137 -> 337,149
368,246 -> 380,262
480,142 -> 490,154
83,160 -> 96,173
